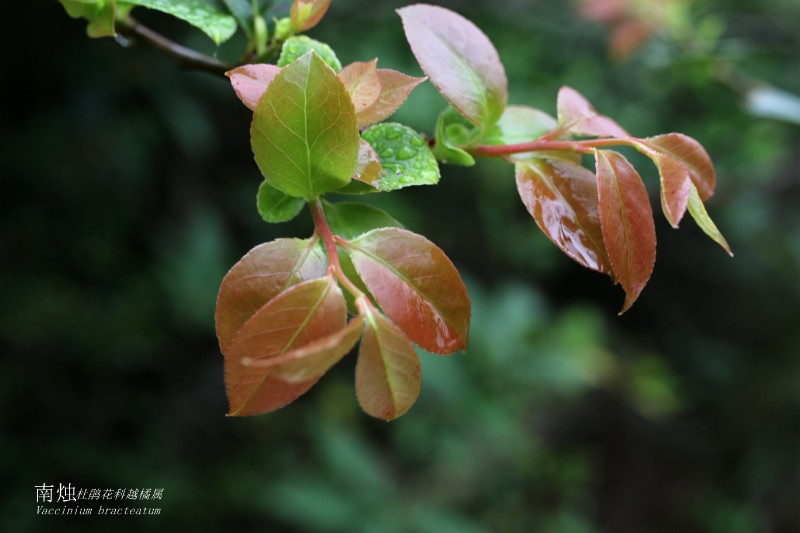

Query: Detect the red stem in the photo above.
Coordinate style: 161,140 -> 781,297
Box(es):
472,137 -> 636,157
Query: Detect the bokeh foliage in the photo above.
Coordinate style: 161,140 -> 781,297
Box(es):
3,0 -> 800,531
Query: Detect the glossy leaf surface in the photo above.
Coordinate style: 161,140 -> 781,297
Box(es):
226,64 -> 281,111
356,310 -> 421,420
338,60 -> 381,113
361,123 -> 439,191
686,183 -> 733,255
244,316 -> 364,383
346,228 -> 470,354
595,150 -> 656,313
485,105 -> 557,145
516,159 -> 612,275
433,108 -> 476,166
557,86 -> 629,138
125,0 -> 237,44
256,181 -> 305,223
277,35 -> 342,71
398,4 -> 507,127
639,148 -> 691,228
290,0 -> 331,32
251,51 -> 358,199
215,238 -> 327,352
356,69 -> 426,127
636,133 -> 716,200
323,201 -> 403,239
225,277 -> 346,416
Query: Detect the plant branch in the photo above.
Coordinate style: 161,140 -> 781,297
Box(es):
116,16 -> 232,77
472,137 -> 634,157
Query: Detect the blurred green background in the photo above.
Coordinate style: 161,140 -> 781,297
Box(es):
3,0 -> 799,531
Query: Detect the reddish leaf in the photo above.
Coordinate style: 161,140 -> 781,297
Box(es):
595,150 -> 656,313
345,227 -> 470,354
225,276 -> 346,416
398,4 -> 507,127
356,310 -> 421,420
226,64 -> 281,111
357,69 -> 426,127
609,19 -> 653,60
637,147 -> 692,228
352,139 -> 382,188
338,60 -> 382,113
215,238 -> 327,353
636,133 -> 716,201
516,159 -> 613,275
244,316 -> 364,383
557,86 -> 629,138
290,0 -> 331,32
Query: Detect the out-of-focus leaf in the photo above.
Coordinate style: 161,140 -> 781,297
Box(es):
432,107 -> 476,166
346,227 -> 470,354
256,181 -> 305,223
356,69 -> 426,127
745,85 -> 800,126
278,35 -> 342,71
635,133 -> 716,201
516,159 -> 612,276
338,60 -> 381,113
226,63 -> 281,111
323,201 -> 403,240
215,237 -> 327,352
686,183 -> 733,256
60,0 -> 116,38
244,316 -> 364,383
557,86 -> 628,138
225,277 -> 346,416
637,148 -> 691,228
124,0 -> 238,44
356,309 -> 421,420
398,4 -> 507,127
361,123 -> 439,191
290,0 -> 331,32
595,150 -> 656,314
485,105 -> 580,163
251,51 -> 358,199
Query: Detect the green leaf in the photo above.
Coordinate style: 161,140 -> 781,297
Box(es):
243,316 -> 364,383
124,0 -> 238,44
557,86 -> 628,138
398,4 -> 507,127
60,0 -> 116,38
225,276 -> 347,416
345,227 -> 470,354
356,69 -> 426,127
290,0 -> 332,32
595,150 -> 656,314
432,107 -> 476,166
323,201 -> 403,239
251,51 -> 359,199
635,133 -> 716,201
356,309 -> 421,420
257,181 -> 305,223
226,63 -> 281,111
686,183 -> 733,256
215,237 -> 328,352
361,123 -> 440,191
485,105 -> 557,145
515,159 -> 612,276
222,0 -> 254,37
278,35 -> 342,72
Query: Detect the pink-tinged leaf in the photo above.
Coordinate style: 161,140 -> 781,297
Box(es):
557,86 -> 629,138
225,276 -> 346,416
636,147 -> 692,228
636,133 -> 716,201
398,4 -> 507,127
357,69 -> 426,127
595,150 -> 656,314
353,139 -> 382,188
243,316 -> 364,383
226,64 -> 281,111
338,60 -> 382,113
215,238 -> 327,353
687,183 -> 733,256
290,0 -> 331,32
356,310 -> 421,420
516,159 -> 613,276
345,227 -> 470,354
609,19 -> 653,60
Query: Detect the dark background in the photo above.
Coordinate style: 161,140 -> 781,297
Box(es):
4,0 -> 800,531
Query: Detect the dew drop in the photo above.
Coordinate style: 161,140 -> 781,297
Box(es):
385,128 -> 403,140
400,176 -> 414,184
409,136 -> 425,147
396,146 -> 416,160
380,148 -> 395,158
